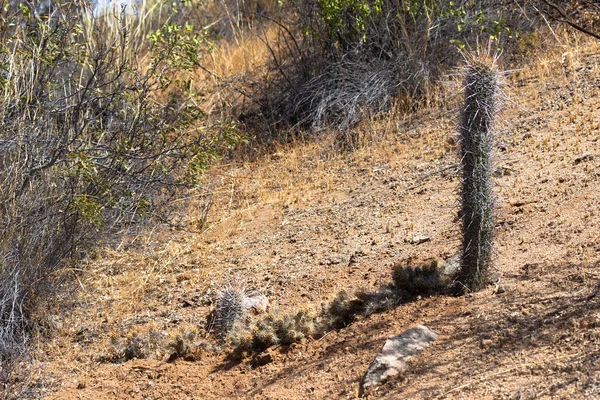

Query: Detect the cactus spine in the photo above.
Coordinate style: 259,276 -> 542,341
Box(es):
458,58 -> 499,291
215,285 -> 246,338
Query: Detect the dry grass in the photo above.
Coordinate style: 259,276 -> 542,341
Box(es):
21,18 -> 600,398
207,27 -> 276,78
67,26 -> 596,298
32,72 -> 461,373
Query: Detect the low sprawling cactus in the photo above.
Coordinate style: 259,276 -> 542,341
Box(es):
458,56 -> 499,291
391,257 -> 459,295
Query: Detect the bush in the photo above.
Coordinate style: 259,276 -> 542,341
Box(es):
245,0 -> 537,131
0,0 -> 241,382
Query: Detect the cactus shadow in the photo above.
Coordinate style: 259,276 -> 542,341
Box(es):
213,256 -> 462,372
216,260 -> 600,397
406,261 -> 600,397
241,321 -> 396,397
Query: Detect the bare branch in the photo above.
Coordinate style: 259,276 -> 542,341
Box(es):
538,0 -> 600,40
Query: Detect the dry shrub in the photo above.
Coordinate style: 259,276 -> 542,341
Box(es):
237,0 -> 543,134
0,0 -> 241,388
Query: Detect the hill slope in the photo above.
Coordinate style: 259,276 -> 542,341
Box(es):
35,41 -> 600,399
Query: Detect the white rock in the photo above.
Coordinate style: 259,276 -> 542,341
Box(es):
242,295 -> 269,315
359,325 -> 437,397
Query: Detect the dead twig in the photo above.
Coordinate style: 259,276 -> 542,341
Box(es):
538,0 -> 600,40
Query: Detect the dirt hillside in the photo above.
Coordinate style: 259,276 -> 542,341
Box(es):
31,39 -> 600,399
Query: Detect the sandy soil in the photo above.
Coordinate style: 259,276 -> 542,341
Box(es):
28,42 -> 600,399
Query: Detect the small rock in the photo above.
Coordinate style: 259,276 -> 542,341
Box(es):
181,299 -> 195,308
242,295 -> 269,315
493,165 -> 516,177
493,284 -> 508,295
359,325 -> 437,397
442,254 -> 461,278
574,152 -> 594,165
509,199 -> 531,207
329,256 -> 343,265
355,248 -> 368,256
405,236 -> 431,245
253,350 -> 273,367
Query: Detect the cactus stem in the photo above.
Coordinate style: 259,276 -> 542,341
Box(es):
458,57 -> 499,291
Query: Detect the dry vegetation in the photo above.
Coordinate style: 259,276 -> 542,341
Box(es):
9,28 -> 597,398
2,0 -> 600,398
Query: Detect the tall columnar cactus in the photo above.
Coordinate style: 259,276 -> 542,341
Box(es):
458,58 -> 499,291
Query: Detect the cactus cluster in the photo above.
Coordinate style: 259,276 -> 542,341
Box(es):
458,57 -> 499,291
392,258 -> 446,295
229,308 -> 316,358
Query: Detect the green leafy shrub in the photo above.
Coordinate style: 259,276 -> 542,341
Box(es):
316,0 -> 382,48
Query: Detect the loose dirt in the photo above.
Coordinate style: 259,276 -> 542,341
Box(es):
32,42 -> 600,399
